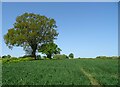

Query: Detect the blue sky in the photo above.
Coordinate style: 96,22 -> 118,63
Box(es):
2,2 -> 118,58
0,2 -> 2,57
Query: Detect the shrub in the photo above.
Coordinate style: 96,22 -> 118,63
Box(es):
112,56 -> 118,59
18,58 -> 33,61
96,56 -> 118,59
36,55 -> 41,60
43,56 -> 47,59
2,55 -> 7,58
78,57 -> 81,59
53,54 -> 68,59
118,56 -> 120,59
2,55 -> 11,58
96,56 -> 107,59
7,55 -> 11,58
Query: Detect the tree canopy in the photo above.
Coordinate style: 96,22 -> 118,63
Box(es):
4,12 -> 59,59
69,53 -> 74,59
38,42 -> 61,59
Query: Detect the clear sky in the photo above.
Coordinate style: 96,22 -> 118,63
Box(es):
0,2 -> 2,57
2,2 -> 118,58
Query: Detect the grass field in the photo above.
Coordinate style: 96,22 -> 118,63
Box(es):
2,58 -> 118,86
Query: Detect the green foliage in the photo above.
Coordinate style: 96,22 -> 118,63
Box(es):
53,54 -> 68,59
96,56 -> 107,59
39,42 -> 61,59
78,57 -> 81,59
69,53 -> 74,58
111,56 -> 119,59
7,55 -> 11,58
4,12 -> 58,59
2,56 -> 7,58
118,56 -> 120,59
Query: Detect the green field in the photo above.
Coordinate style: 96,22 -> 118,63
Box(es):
2,58 -> 118,86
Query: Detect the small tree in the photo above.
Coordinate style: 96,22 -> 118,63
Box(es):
69,53 -> 74,59
39,42 -> 61,59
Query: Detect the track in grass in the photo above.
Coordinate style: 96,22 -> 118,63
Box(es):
80,68 -> 100,85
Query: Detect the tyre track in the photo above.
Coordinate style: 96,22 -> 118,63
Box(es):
80,68 -> 101,87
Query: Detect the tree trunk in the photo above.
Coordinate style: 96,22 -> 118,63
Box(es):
32,50 -> 36,60
47,54 -> 52,59
31,44 -> 37,60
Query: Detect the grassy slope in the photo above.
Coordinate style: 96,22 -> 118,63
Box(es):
2,59 -> 118,85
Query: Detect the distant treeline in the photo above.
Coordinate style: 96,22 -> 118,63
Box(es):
0,53 -> 74,60
96,56 -> 119,59
0,54 -> 119,60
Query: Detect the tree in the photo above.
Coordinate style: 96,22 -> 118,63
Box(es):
7,55 -> 11,58
4,13 -> 58,59
38,42 -> 61,59
2,55 -> 11,58
69,53 -> 74,59
2,55 -> 7,58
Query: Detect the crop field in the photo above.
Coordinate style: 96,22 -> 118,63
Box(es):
2,58 -> 118,86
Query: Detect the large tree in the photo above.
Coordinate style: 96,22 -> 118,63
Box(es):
39,42 -> 61,59
4,13 -> 58,59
